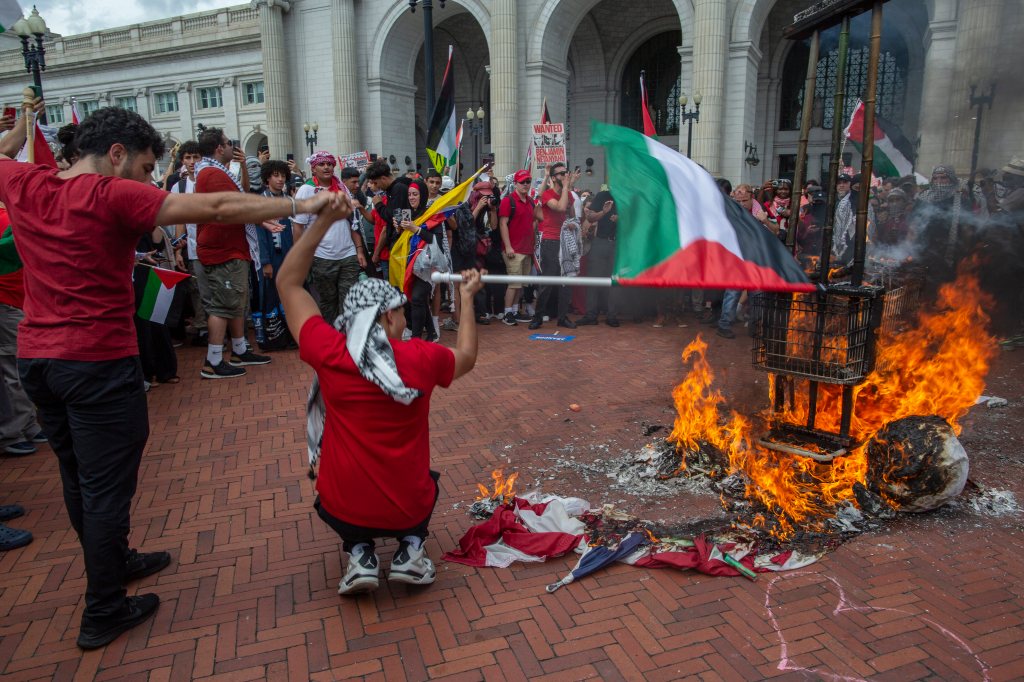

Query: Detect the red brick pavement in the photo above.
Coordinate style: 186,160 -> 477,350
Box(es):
1,317 -> 1022,680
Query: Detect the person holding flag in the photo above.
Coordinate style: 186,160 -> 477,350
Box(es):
0,105 -> 343,649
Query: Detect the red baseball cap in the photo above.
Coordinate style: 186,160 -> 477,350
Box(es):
513,169 -> 531,184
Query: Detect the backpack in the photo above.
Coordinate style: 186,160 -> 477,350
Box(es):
502,192 -> 535,221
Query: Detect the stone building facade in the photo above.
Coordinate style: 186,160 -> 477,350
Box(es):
0,0 -> 1018,186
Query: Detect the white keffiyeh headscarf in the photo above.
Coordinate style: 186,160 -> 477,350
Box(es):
305,278 -> 420,473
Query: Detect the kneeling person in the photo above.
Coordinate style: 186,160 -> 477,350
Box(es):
277,196 -> 484,594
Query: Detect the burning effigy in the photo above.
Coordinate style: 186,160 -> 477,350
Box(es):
445,266 -> 1003,590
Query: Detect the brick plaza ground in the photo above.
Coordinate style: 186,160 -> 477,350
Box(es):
1,316 -> 1022,681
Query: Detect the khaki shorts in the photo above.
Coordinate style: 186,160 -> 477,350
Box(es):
200,259 -> 250,319
502,253 -> 532,288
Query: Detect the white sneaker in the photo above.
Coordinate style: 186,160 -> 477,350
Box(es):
388,540 -> 435,586
338,546 -> 379,595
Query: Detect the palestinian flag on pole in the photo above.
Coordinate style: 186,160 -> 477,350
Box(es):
591,122 -> 814,292
640,71 -> 657,138
0,0 -> 23,33
71,99 -> 81,125
425,45 -> 456,174
137,267 -> 190,324
843,99 -> 914,179
14,111 -> 57,169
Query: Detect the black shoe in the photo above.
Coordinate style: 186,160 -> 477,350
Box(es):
701,311 -> 718,326
76,594 -> 159,650
716,327 -> 736,339
0,504 -> 25,522
0,522 -> 32,551
475,316 -> 491,326
125,549 -> 171,582
557,316 -> 577,329
502,312 -> 518,327
190,333 -> 209,348
528,318 -> 543,330
606,317 -> 620,328
576,316 -> 598,326
201,361 -> 246,379
229,349 -> 271,366
514,312 -> 533,322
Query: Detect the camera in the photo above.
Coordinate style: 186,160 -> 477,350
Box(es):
487,194 -> 500,206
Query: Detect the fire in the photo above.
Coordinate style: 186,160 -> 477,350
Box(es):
668,270 -> 996,538
476,468 -> 519,503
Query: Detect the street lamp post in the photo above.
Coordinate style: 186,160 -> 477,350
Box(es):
13,7 -> 50,124
303,122 -> 319,156
678,92 -> 702,158
465,106 -> 485,170
408,0 -> 446,124
968,82 -> 996,186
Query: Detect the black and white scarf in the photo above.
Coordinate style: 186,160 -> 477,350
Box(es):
195,156 -> 261,268
305,278 -> 420,471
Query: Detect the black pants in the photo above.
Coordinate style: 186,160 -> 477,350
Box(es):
585,237 -> 618,319
534,239 -> 569,322
409,278 -> 435,339
18,357 -> 149,623
315,470 -> 440,552
134,316 -> 177,382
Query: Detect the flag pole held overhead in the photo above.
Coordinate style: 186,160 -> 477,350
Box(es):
432,272 -> 614,287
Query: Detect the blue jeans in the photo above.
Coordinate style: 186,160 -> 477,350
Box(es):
718,289 -> 742,329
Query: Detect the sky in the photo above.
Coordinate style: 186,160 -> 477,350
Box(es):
28,0 -> 243,37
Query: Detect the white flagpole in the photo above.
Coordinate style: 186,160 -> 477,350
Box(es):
432,272 -> 614,287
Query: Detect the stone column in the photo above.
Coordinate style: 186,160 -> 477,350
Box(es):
176,83 -> 194,141
689,0 -> 728,176
489,0 -> 517,178
916,18 -> 958,174
221,77 -> 239,141
134,87 -> 151,121
255,0 -> 292,158
722,40 -> 762,184
332,0 -> 360,153
945,0 -> 1000,174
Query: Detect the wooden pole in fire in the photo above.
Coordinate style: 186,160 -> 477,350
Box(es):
787,30 -> 820,253
850,1 -> 883,287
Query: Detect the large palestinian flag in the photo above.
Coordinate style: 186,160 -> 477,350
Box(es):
591,122 -> 814,292
425,46 -> 457,174
843,100 -> 914,179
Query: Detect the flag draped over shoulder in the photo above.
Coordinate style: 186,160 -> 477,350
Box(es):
15,111 -> 57,169
591,122 -> 814,292
137,267 -> 190,324
0,1 -> 23,32
425,45 -> 457,174
843,100 -> 914,179
640,72 -> 657,138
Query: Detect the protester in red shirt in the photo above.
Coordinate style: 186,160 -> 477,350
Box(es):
498,169 -> 541,326
0,106 -> 337,649
277,198 -> 485,595
530,162 -> 580,330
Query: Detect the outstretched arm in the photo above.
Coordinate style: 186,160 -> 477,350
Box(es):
452,269 -> 485,380
277,196 -> 354,340
155,189 -> 332,229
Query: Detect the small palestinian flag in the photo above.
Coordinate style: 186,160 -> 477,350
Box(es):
14,111 -> 58,169
137,267 -> 190,324
0,1 -> 23,33
425,45 -> 457,174
591,122 -> 814,292
844,100 -> 915,179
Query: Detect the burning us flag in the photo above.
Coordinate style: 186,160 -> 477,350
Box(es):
137,267 -> 189,325
591,122 -> 814,292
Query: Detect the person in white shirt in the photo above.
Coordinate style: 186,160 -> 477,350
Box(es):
171,141 -> 208,344
291,151 -> 368,323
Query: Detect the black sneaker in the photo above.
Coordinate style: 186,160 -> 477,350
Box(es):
201,361 -> 246,379
0,522 -> 32,551
576,316 -> 598,326
125,549 -> 171,582
76,594 -> 159,650
475,316 -> 490,326
716,326 -> 736,339
0,504 -> 25,522
502,312 -> 518,326
606,317 -> 621,328
514,311 -> 533,322
557,316 -> 577,329
190,333 -> 209,348
528,318 -> 543,330
229,349 -> 271,366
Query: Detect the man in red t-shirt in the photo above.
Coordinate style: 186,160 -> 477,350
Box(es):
498,169 -> 541,326
193,127 -> 274,379
530,162 -> 581,330
277,198 -> 485,595
0,107 -> 337,649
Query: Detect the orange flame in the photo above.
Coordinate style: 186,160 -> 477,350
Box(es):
668,271 -> 996,538
476,468 -> 519,503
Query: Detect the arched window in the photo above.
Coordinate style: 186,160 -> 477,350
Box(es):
779,14 -> 908,131
620,31 -> 682,136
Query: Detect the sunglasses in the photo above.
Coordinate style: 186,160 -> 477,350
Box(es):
516,179 -> 531,185
553,171 -> 567,177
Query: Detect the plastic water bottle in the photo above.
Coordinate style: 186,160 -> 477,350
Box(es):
252,311 -> 266,345
358,271 -> 368,281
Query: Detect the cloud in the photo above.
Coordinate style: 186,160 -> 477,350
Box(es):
32,0 -> 242,36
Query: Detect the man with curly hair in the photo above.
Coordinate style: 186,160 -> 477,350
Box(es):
0,107 -> 340,649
